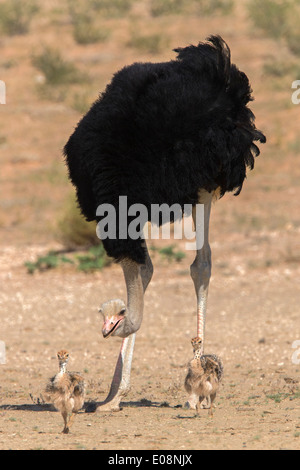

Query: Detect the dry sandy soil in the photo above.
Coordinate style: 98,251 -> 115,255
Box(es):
0,237 -> 300,451
0,0 -> 300,451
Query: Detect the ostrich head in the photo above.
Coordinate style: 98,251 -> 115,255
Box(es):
57,349 -> 69,372
191,337 -> 203,353
99,299 -> 127,338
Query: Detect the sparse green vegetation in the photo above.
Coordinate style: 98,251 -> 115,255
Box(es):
30,240 -> 188,273
56,193 -> 99,249
284,8 -> 300,56
23,192 -> 113,273
151,244 -> 186,262
128,31 -> 169,54
247,0 -> 290,39
24,245 -> 111,274
24,251 -> 74,274
0,134 -> 7,146
32,47 -> 88,86
150,0 -> 185,17
266,389 -> 300,403
91,0 -> 135,18
149,0 -> 234,17
263,60 -> 294,78
71,91 -> 93,114
193,0 -> 234,16
76,244 -> 111,272
72,19 -> 109,45
248,0 -> 300,56
266,392 -> 288,403
68,3 -> 110,45
0,0 -> 39,36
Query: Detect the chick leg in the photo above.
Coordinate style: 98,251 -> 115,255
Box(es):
67,412 -> 76,430
208,392 -> 216,417
62,411 -> 69,434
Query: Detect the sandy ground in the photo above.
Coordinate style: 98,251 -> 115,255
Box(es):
0,232 -> 299,450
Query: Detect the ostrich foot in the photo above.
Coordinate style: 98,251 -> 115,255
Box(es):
85,384 -> 130,413
85,392 -> 128,413
97,386 -> 130,412
96,400 -> 122,413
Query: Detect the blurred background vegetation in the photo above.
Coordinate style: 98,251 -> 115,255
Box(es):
0,0 -> 299,270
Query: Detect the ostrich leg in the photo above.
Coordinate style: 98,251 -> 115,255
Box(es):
188,190 -> 213,409
97,241 -> 153,412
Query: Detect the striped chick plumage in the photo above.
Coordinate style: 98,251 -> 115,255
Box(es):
184,337 -> 223,415
45,350 -> 85,433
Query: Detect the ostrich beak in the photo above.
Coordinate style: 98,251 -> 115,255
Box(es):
102,314 -> 125,338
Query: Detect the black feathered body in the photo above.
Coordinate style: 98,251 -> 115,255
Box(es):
64,36 -> 265,264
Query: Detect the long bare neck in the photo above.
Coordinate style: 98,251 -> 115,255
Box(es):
121,260 -> 144,336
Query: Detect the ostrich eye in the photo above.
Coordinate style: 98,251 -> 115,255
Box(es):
119,308 -> 126,315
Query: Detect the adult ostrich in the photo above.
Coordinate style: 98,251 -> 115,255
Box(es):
64,35 -> 265,411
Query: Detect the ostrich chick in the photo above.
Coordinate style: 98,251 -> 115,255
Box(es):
184,337 -> 223,416
45,350 -> 85,434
